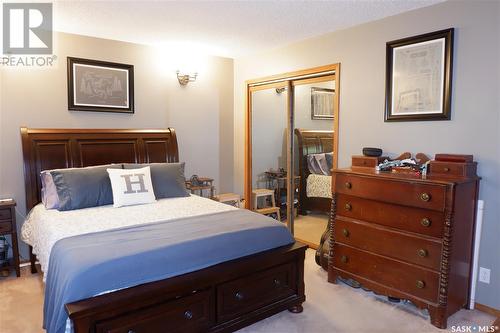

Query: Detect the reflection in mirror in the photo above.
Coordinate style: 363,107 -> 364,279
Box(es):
293,79 -> 334,247
251,86 -> 288,224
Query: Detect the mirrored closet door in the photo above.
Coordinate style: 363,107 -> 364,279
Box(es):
292,76 -> 335,248
245,64 -> 340,249
250,83 -> 290,227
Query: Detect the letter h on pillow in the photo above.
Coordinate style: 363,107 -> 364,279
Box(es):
107,167 -> 156,207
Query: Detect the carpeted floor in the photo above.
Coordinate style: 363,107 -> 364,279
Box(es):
293,213 -> 328,247
0,250 -> 496,333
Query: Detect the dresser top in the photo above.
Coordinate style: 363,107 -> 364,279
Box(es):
335,167 -> 479,185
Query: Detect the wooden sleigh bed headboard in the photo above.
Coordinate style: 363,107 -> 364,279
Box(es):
20,127 -> 179,211
294,128 -> 333,214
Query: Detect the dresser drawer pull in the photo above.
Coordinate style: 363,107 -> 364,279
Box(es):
273,278 -> 281,287
443,167 -> 450,172
345,182 -> 352,189
421,217 -> 431,227
344,203 -> 352,211
128,330 -> 136,333
416,280 -> 426,289
184,310 -> 193,320
417,249 -> 428,258
340,255 -> 348,263
235,291 -> 244,301
420,193 -> 431,202
342,229 -> 350,237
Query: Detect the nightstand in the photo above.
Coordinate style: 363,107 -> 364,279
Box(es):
0,199 -> 20,277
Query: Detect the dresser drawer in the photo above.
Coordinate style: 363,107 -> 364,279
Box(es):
430,161 -> 477,177
0,208 -> 12,220
217,263 -> 296,322
0,222 -> 12,233
352,156 -> 388,168
335,174 -> 446,211
333,244 -> 439,303
336,194 -> 444,238
334,218 -> 442,270
95,290 -> 213,333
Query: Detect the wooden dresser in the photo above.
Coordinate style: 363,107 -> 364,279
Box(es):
328,165 -> 480,328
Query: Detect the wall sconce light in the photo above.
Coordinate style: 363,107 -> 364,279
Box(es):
176,71 -> 198,85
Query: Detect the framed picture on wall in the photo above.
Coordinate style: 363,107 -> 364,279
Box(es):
311,87 -> 335,120
385,28 -> 454,121
67,57 -> 134,113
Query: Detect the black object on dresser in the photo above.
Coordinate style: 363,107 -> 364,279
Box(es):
0,199 -> 20,277
317,154 -> 481,329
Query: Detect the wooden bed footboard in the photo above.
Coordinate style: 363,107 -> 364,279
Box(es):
66,242 -> 307,333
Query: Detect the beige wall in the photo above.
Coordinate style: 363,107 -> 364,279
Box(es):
233,0 -> 500,309
0,32 -> 234,257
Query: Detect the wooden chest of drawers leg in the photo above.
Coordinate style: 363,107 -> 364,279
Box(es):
428,306 -> 447,329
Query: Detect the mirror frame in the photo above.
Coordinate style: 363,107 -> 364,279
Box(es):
244,63 -> 341,233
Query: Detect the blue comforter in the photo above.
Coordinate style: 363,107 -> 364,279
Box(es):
43,209 -> 294,333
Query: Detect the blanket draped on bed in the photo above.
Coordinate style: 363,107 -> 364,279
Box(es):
43,209 -> 294,333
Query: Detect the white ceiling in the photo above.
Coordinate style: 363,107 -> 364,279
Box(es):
53,0 -> 445,58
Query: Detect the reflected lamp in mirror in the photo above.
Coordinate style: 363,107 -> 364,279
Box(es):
176,71 -> 198,85
311,87 -> 335,120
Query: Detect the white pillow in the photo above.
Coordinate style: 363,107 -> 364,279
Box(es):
107,166 -> 156,208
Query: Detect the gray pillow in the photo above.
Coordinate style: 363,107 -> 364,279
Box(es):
123,162 -> 189,199
51,164 -> 122,211
307,153 -> 333,176
325,152 -> 333,172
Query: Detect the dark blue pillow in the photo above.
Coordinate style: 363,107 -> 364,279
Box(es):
51,165 -> 122,211
122,162 -> 189,199
325,153 -> 333,172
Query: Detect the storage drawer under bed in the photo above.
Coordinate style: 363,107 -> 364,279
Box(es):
216,263 -> 297,322
94,290 -> 213,333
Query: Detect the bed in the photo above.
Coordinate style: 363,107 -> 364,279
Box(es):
20,127 -> 306,333
294,128 -> 333,215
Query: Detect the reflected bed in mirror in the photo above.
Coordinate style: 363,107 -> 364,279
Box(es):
294,129 -> 333,248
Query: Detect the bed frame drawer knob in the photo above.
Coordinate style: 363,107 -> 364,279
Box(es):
184,310 -> 193,320
235,291 -> 244,301
345,182 -> 352,189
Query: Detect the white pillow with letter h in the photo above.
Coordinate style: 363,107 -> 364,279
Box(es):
107,166 -> 156,207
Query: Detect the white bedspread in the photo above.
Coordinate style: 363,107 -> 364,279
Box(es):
21,195 -> 236,281
306,174 -> 332,199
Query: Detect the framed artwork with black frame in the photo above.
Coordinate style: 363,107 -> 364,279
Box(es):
385,28 -> 454,122
67,57 -> 134,113
311,87 -> 335,120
